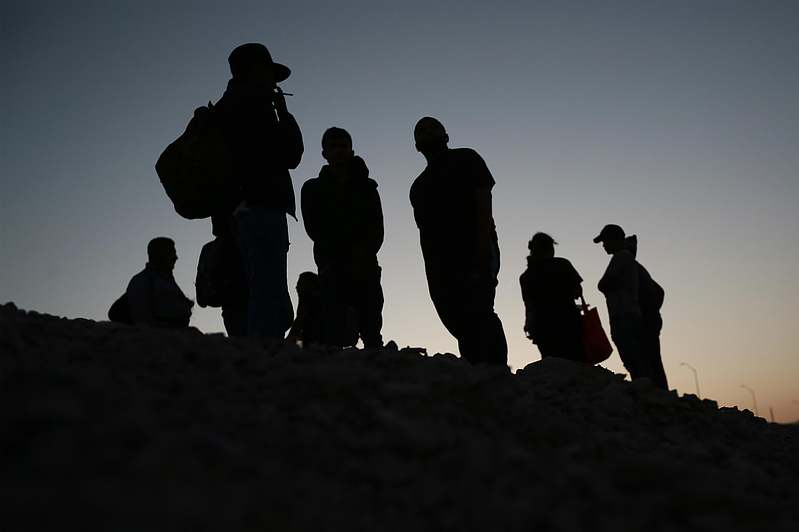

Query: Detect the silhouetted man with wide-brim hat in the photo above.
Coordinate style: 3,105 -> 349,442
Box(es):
211,43 -> 304,339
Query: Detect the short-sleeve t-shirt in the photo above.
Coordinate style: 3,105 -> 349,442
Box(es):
520,257 -> 583,315
409,148 -> 496,260
603,248 -> 640,316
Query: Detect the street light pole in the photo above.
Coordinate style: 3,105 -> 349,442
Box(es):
741,384 -> 759,417
680,362 -> 701,399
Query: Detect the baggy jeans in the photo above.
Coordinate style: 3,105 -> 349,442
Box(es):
319,261 -> 384,348
424,242 -> 508,366
610,311 -> 650,380
228,206 -> 294,339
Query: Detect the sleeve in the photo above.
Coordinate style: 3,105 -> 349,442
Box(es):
275,110 -> 304,170
301,179 -> 323,243
363,184 -> 385,254
463,149 -> 495,191
653,279 -> 665,309
519,271 -> 532,307
599,251 -> 637,295
519,271 -> 537,336
223,88 -> 303,171
606,250 -> 636,283
564,259 -> 583,285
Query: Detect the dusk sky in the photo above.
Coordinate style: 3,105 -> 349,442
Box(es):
2,1 -> 797,422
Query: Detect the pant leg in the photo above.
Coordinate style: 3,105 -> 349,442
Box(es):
610,312 -> 649,380
644,317 -> 668,389
319,263 -> 352,347
457,276 -> 507,366
228,206 -> 294,339
425,245 -> 507,366
221,302 -> 248,338
352,264 -> 384,348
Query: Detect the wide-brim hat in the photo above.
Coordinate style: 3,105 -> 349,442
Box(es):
270,63 -> 291,83
228,43 -> 291,82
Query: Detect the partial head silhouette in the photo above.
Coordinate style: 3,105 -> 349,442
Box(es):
147,237 -> 177,271
593,224 -> 625,243
528,232 -> 556,259
228,43 -> 291,83
321,127 -> 352,150
321,127 -> 355,167
414,117 -> 449,155
296,271 -> 319,295
593,224 -> 626,254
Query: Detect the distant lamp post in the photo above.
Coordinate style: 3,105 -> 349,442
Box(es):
680,362 -> 701,399
741,384 -> 759,417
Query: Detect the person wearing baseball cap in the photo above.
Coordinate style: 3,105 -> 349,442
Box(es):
593,224 -> 625,245
595,224 -> 652,381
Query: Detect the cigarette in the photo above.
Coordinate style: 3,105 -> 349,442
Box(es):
283,93 -> 294,97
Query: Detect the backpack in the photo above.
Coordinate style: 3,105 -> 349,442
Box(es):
195,233 -> 248,308
108,271 -> 154,324
155,102 -> 236,219
108,293 -> 134,324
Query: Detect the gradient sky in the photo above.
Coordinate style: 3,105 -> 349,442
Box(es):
2,1 -> 797,422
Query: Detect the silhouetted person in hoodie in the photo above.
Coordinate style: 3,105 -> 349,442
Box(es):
210,43 -> 304,339
410,117 -> 508,366
127,237 -> 193,328
595,224 -> 650,381
301,127 -> 384,348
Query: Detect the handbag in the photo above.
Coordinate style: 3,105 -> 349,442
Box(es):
580,296 -> 613,364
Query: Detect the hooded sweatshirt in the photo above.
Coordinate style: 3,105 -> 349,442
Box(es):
301,156 -> 384,268
213,76 -> 304,220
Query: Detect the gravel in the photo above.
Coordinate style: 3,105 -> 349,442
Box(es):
2,302 -> 798,531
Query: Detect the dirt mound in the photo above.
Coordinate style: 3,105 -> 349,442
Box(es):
2,303 -> 798,531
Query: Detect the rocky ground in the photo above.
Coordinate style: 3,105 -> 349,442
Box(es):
2,303 -> 798,531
